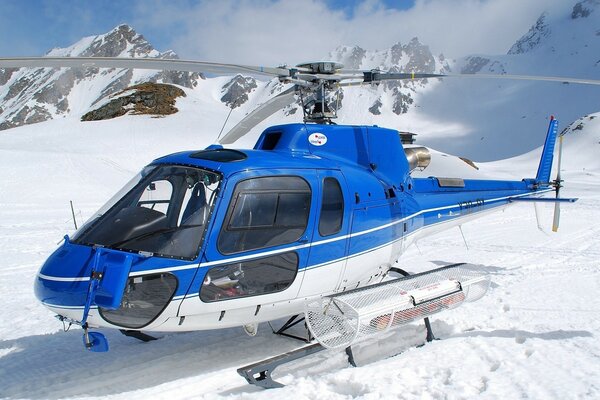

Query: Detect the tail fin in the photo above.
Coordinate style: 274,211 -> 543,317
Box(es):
535,116 -> 559,183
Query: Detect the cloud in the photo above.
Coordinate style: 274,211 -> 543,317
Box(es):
130,0 -> 573,66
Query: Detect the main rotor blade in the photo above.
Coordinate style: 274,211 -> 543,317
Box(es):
444,73 -> 600,86
0,57 -> 291,78
360,71 -> 600,86
218,86 -> 296,145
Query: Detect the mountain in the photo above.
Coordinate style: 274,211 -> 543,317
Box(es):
1,0 -> 599,164
413,0 -> 600,160
0,25 -> 448,133
328,39 -> 449,115
0,24 -> 202,130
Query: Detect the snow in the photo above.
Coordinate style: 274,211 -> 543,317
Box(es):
1,4 -> 600,395
0,93 -> 599,399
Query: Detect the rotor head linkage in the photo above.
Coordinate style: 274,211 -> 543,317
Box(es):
296,61 -> 344,75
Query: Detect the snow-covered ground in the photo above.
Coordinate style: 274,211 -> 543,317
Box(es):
0,109 -> 599,399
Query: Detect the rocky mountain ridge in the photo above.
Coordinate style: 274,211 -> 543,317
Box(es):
1,0 -> 598,162
0,25 -> 201,130
0,25 -> 450,130
329,38 -> 449,115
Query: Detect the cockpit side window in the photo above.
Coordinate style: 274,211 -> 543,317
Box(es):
218,176 -> 311,254
319,177 -> 344,237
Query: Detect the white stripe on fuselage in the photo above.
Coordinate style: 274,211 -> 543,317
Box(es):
37,189 -> 552,282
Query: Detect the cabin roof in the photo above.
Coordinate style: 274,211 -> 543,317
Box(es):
152,123 -> 410,184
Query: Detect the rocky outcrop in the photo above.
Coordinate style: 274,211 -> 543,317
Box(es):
220,75 -> 257,108
81,83 -> 185,121
329,37 -> 448,116
572,0 -> 600,19
508,13 -> 550,55
461,56 -> 490,74
369,98 -> 383,115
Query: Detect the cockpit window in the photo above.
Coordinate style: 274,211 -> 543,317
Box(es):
72,165 -> 220,260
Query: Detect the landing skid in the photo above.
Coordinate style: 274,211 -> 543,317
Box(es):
238,319 -> 436,389
237,343 -> 324,389
238,267 -> 437,389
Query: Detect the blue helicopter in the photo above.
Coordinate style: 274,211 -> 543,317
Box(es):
0,58 -> 592,368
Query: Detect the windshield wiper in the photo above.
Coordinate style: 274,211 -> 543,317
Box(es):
108,224 -> 204,249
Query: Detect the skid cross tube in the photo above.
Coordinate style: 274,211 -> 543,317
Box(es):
272,314 -> 313,343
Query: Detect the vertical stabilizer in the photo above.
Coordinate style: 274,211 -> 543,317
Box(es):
535,116 -> 559,183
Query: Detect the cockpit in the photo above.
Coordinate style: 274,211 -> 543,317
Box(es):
72,164 -> 221,260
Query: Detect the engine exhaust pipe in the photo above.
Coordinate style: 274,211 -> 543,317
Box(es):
404,146 -> 431,172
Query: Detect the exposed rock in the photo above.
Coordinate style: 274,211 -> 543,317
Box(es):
369,98 -> 383,115
221,74 -> 257,108
508,13 -> 550,55
328,37 -> 445,116
403,38 -> 436,73
81,82 -> 185,121
0,68 -> 17,86
328,45 -> 366,69
79,24 -> 154,57
461,56 -> 490,74
0,105 -> 52,130
0,24 -> 201,131
572,0 -> 599,19
392,89 -> 413,115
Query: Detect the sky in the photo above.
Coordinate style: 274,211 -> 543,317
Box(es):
0,0 -> 573,66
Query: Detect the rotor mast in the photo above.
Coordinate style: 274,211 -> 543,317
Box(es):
285,61 -> 345,124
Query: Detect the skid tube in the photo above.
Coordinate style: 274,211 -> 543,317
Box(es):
237,267 -> 437,389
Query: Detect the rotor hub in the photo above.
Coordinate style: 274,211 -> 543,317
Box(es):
296,61 -> 344,75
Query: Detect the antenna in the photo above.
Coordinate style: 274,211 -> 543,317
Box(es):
216,106 -> 234,143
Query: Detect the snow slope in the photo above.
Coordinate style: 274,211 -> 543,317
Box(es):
0,98 -> 599,398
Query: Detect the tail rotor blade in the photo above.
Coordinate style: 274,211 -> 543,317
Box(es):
555,134 -> 563,185
551,135 -> 564,232
552,201 -> 561,232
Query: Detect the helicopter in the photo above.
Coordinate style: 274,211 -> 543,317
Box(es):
0,56 -> 597,386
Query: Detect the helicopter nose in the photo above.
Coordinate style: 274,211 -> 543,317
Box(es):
34,239 -> 94,311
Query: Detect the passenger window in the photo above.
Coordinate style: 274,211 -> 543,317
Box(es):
200,252 -> 298,302
218,176 -> 311,254
229,193 -> 278,228
319,177 -> 344,236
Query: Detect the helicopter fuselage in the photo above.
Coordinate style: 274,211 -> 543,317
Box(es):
34,122 -> 553,333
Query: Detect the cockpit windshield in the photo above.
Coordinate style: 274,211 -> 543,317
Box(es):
72,165 -> 221,260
